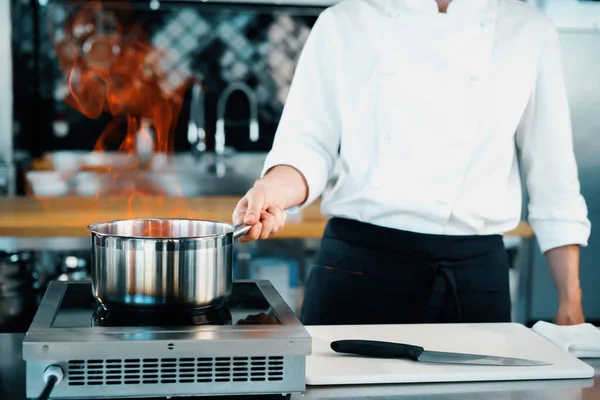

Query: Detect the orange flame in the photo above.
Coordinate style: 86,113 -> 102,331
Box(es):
64,4 -> 185,163
29,0 -> 198,220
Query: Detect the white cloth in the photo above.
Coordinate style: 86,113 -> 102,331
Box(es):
261,0 -> 591,253
532,321 -> 600,358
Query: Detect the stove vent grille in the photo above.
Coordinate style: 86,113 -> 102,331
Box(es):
66,356 -> 285,386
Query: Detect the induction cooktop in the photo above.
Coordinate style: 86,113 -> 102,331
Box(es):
50,280 -> 282,328
23,280 -> 311,399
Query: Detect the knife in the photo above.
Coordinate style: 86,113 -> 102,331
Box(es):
330,340 -> 552,366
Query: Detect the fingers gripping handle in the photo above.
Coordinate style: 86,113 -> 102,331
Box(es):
233,224 -> 252,239
232,208 -> 290,239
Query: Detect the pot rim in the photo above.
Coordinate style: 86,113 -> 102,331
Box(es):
87,217 -> 238,240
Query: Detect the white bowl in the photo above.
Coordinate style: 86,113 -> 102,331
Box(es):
26,171 -> 69,197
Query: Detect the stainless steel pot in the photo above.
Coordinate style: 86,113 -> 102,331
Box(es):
87,218 -> 251,312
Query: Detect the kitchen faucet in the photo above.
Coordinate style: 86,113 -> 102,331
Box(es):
215,82 -> 259,156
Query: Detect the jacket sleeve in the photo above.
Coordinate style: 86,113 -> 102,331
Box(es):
516,24 -> 591,253
261,9 -> 342,208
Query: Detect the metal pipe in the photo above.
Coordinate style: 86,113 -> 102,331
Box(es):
0,0 -> 14,196
0,0 -> 13,165
215,82 -> 259,156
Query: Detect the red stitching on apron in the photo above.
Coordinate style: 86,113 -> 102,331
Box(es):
324,266 -> 363,276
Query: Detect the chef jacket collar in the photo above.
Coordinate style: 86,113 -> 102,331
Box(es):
364,0 -> 497,17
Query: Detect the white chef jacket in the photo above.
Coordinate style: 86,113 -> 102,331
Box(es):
261,0 -> 591,253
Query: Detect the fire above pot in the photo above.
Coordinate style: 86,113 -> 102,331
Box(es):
46,0 -> 193,198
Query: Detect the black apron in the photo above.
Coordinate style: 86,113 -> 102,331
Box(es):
300,217 -> 511,325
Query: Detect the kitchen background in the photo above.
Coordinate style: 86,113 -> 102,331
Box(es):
1,0 -> 599,333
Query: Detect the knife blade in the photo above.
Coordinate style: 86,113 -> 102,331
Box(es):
330,340 -> 552,366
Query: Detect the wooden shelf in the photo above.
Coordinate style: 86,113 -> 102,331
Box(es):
0,196 -> 533,239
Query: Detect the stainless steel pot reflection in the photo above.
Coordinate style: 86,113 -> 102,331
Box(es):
88,218 -> 251,312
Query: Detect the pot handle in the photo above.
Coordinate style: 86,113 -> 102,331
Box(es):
233,224 -> 252,239
232,207 -> 290,239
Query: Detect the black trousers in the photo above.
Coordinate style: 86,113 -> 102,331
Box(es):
300,218 -> 511,325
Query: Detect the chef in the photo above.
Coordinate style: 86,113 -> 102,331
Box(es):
232,0 -> 591,326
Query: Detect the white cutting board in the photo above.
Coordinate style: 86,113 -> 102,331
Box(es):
305,323 -> 595,386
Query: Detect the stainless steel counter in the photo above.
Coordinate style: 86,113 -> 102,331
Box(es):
2,333 -> 599,400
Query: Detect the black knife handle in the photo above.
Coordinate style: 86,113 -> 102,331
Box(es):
330,340 -> 425,361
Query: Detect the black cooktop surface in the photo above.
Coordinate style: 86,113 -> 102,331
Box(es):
51,282 -> 282,328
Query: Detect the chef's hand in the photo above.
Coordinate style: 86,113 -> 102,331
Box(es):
554,299 -> 585,325
233,184 -> 287,243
